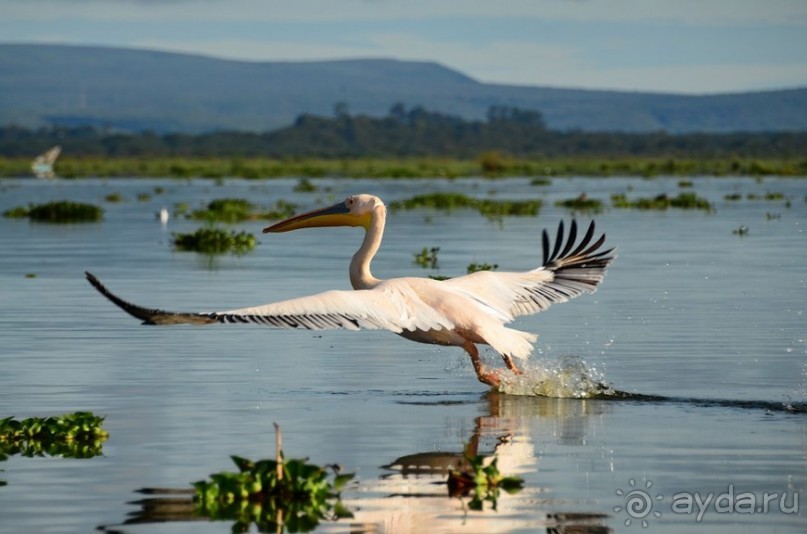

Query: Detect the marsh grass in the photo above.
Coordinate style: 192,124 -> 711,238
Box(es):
3,156 -> 804,179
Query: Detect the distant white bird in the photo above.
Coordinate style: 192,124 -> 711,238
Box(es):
157,207 -> 169,225
86,194 -> 615,387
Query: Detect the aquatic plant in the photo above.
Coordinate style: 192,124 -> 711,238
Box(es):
611,192 -> 713,212
733,225 -> 749,236
172,228 -> 257,254
104,192 -> 124,203
466,262 -> 498,274
190,198 -> 297,222
192,425 -> 353,532
190,198 -> 254,222
724,193 -> 742,201
2,201 -> 104,223
447,444 -> 524,511
0,412 -> 108,460
554,194 -> 604,214
293,178 -> 318,193
390,192 -> 541,218
414,247 -> 440,269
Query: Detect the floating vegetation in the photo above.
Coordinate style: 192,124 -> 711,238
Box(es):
0,412 -> 108,460
766,212 -> 781,220
678,180 -> 694,188
189,198 -> 297,222
414,247 -> 439,269
190,198 -> 254,222
724,193 -> 742,201
199,424 -> 353,532
611,192 -> 713,212
104,192 -> 124,203
529,177 -> 551,186
467,262 -> 498,274
554,194 -> 604,214
390,192 -> 541,219
100,425 -> 353,532
2,200 -> 104,223
733,225 -> 749,236
24,273 -> 37,279
293,178 -> 319,193
447,444 -> 524,511
136,192 -> 152,202
173,228 -> 257,254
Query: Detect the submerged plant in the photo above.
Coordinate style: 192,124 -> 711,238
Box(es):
2,201 -> 104,223
447,444 -> 524,511
172,228 -> 257,254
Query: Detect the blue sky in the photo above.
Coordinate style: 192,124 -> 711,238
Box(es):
2,0 -> 806,94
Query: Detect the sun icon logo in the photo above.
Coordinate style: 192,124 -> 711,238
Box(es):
614,479 -> 663,527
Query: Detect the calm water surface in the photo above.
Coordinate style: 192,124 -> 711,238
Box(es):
1,176 -> 805,533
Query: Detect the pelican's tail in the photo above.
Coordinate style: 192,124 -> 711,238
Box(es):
481,325 -> 537,360
85,272 -> 216,325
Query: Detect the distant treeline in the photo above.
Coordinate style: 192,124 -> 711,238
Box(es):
2,105 -> 806,159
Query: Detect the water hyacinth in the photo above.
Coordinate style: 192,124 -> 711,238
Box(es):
2,200 -> 104,223
389,192 -> 542,219
172,227 -> 257,254
611,192 -> 713,211
0,412 -> 109,460
447,444 -> 524,511
192,425 -> 353,532
189,198 -> 297,223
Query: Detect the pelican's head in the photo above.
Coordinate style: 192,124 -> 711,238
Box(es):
263,194 -> 382,233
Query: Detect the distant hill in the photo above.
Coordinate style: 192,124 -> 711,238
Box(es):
1,43 -> 806,134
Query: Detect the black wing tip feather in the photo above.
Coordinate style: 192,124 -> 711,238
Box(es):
541,219 -> 615,269
85,271 -> 215,325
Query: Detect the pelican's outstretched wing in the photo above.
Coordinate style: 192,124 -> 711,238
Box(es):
443,220 -> 615,321
85,272 -> 454,333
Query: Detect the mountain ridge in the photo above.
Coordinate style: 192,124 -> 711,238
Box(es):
1,43 -> 805,134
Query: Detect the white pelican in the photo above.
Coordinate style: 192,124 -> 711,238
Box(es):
85,194 -> 615,387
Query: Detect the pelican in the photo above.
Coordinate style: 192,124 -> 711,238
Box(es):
85,194 -> 615,387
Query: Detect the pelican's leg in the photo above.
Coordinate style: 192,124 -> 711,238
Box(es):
463,342 -> 501,387
502,354 -> 523,375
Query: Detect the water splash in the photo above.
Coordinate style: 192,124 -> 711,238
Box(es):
497,354 -> 613,398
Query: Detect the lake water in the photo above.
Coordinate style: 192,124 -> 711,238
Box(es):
1,175 -> 805,533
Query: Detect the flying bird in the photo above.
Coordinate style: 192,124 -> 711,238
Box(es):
86,194 -> 615,387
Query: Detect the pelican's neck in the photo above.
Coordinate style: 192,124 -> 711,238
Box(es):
350,204 -> 385,290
